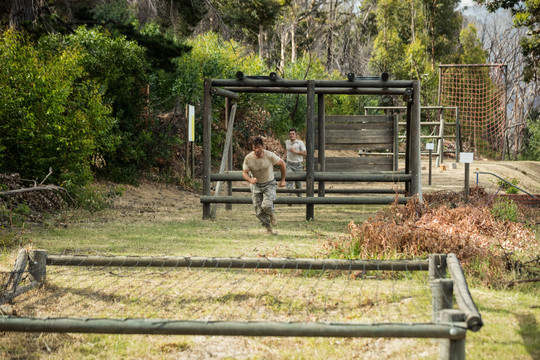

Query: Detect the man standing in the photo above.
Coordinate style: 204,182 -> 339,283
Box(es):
243,137 -> 286,235
283,128 -> 307,197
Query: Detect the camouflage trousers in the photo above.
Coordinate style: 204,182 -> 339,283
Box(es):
251,179 -> 277,229
286,161 -> 303,197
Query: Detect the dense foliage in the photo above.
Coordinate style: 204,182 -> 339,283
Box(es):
0,0 -> 538,190
0,30 -> 114,186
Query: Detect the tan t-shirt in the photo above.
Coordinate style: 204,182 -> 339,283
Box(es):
243,150 -> 281,183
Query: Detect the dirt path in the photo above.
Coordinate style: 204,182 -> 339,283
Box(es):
423,160 -> 540,194
114,161 -> 540,221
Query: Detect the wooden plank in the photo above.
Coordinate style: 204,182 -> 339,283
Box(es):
318,162 -> 393,172
323,136 -> 393,145
325,129 -> 393,138
316,157 -> 394,172
316,122 -> 393,130
325,115 -> 394,123
317,157 -> 393,166
318,144 -> 395,151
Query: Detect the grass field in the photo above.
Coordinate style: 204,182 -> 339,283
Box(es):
1,181 -> 539,359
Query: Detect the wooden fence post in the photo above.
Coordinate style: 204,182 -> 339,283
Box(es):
439,309 -> 466,360
28,249 -> 47,283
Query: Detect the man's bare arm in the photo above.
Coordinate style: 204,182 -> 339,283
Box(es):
243,169 -> 257,184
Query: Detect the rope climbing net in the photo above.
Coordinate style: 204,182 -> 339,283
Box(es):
439,64 -> 507,160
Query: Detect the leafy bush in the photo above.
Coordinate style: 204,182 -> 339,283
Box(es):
519,108 -> 540,160
63,182 -> 125,213
497,177 -> 520,194
0,30 -> 114,186
490,198 -> 519,222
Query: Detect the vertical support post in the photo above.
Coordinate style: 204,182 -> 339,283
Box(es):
28,249 -> 47,283
305,80 -> 315,221
405,101 -> 411,194
503,64 -> 508,160
464,163 -> 470,203
429,254 -> 448,282
436,108 -> 445,166
185,105 -> 190,179
429,149 -> 432,185
438,66 -> 443,106
432,279 -> 454,323
409,80 -> 422,199
317,93 -> 325,197
191,142 -> 195,178
202,78 -> 212,219
439,310 -> 466,360
455,107 -> 461,159
393,114 -> 399,171
225,97 -> 233,211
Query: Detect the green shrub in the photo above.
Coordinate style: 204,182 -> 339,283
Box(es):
497,177 -> 520,194
519,109 -> 540,160
490,198 -> 519,222
0,30 -> 115,186
64,182 -> 125,213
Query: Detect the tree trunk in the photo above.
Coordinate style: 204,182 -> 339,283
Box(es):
291,22 -> 297,63
10,0 -> 39,28
280,29 -> 289,71
258,24 -> 264,58
325,0 -> 334,72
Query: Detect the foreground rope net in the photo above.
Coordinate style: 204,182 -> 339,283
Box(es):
6,254 -> 432,324
2,250 -> 482,360
439,64 -> 507,160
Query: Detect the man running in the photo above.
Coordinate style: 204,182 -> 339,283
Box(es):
283,128 -> 306,198
242,137 -> 286,235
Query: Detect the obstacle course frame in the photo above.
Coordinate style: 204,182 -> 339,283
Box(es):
201,76 -> 423,220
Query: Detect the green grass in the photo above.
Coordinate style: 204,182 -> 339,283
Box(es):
24,203 -> 375,257
1,191 -> 539,359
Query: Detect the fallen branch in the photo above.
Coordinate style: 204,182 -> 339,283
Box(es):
0,281 -> 40,305
504,278 -> 540,287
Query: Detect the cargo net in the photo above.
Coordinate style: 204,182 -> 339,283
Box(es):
439,64 -> 506,160
3,253 -> 432,325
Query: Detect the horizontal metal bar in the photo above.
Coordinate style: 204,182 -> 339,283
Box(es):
201,196 -> 408,205
365,106 -> 458,110
0,317 -> 466,338
231,188 -> 405,194
439,63 -> 506,68
211,87 -> 239,99
210,172 -> 410,182
211,79 -> 413,88
46,255 -> 428,271
474,172 -> 538,198
314,173 -> 411,182
222,87 -> 408,95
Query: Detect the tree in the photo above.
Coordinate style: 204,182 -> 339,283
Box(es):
459,24 -> 488,64
421,0 -> 462,68
477,0 -> 539,82
212,0 -> 283,59
369,0 -> 409,75
471,7 -> 538,156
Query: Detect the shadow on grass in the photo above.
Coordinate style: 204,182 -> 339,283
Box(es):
516,312 -> 540,359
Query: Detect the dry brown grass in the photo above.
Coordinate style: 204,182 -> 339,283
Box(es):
321,189 -> 539,287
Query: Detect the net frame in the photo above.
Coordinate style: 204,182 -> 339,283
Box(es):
438,64 -> 507,160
